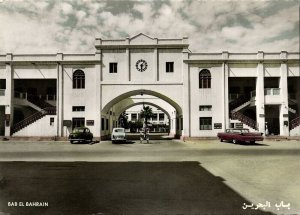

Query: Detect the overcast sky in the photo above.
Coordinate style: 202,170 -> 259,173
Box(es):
0,0 -> 299,54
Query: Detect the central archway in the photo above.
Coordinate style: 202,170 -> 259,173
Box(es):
100,89 -> 183,140
101,89 -> 183,115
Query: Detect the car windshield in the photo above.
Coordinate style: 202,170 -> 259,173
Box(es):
227,129 -> 249,133
114,128 -> 124,133
73,128 -> 84,133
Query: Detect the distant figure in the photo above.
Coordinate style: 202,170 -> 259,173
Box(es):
265,122 -> 269,136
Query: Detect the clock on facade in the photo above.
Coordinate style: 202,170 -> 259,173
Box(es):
136,59 -> 148,72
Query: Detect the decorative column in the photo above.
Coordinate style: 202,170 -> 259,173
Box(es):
182,50 -> 190,139
126,37 -> 131,81
57,53 -> 64,137
279,51 -> 289,136
256,51 -> 265,133
154,47 -> 158,81
95,50 -> 102,139
222,51 -> 229,129
5,53 -> 13,137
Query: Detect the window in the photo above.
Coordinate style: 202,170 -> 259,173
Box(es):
73,70 -> 85,89
166,62 -> 174,73
200,117 -> 212,130
199,105 -> 212,111
106,119 -> 109,130
199,69 -> 211,88
101,118 -> 105,131
109,63 -> 118,73
152,113 -> 158,121
131,113 -> 137,121
72,106 -> 85,112
72,118 -> 85,129
159,113 -> 164,121
50,117 -> 54,126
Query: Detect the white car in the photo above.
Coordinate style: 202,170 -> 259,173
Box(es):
111,128 -> 126,143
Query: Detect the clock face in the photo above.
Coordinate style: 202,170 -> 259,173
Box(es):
136,59 -> 148,72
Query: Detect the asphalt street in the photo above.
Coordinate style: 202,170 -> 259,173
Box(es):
0,139 -> 299,215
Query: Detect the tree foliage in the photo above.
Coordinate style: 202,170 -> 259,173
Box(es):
140,105 -> 153,125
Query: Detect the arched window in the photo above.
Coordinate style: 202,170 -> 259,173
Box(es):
199,69 -> 211,88
73,70 -> 85,89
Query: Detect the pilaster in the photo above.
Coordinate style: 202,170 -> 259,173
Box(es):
222,52 -> 229,129
5,53 -> 13,136
279,55 -> 289,136
126,48 -> 130,81
256,60 -> 265,133
57,53 -> 64,137
154,48 -> 158,81
95,51 -> 101,138
182,51 -> 190,139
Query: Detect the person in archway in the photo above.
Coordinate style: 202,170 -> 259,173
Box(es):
265,122 -> 269,136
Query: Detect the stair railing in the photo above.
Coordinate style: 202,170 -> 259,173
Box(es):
11,107 -> 56,133
231,111 -> 258,130
229,96 -> 249,112
290,116 -> 300,130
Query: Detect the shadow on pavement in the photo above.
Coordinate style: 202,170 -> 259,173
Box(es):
223,141 -> 269,146
0,162 -> 274,215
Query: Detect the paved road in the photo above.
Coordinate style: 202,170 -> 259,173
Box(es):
0,139 -> 299,215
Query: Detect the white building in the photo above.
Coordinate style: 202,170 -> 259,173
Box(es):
0,33 -> 299,139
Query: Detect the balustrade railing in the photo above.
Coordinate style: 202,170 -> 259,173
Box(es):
229,96 -> 248,111
250,90 -> 256,98
229,93 -> 240,101
14,91 -> 27,99
290,116 -> 300,130
264,88 -> 280,96
231,111 -> 258,130
27,94 -> 54,109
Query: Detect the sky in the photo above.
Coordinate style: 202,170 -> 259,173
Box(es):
0,0 -> 299,54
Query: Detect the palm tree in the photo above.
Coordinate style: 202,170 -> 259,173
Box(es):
140,105 -> 153,126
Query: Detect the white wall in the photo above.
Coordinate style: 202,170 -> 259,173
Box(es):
0,66 -> 5,79
63,65 -> 99,136
290,126 -> 300,136
288,63 -> 300,77
13,65 -> 57,79
229,63 -> 257,77
13,115 -> 57,137
264,64 -> 281,77
158,49 -> 183,83
190,64 -> 224,136
130,49 -> 156,82
102,49 -> 127,82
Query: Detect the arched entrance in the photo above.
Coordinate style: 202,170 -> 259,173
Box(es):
100,89 -> 183,140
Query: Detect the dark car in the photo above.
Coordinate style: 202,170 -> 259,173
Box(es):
68,127 -> 93,144
217,128 -> 263,144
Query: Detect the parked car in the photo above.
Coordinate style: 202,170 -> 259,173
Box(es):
111,128 -> 126,143
69,127 -> 93,144
217,128 -> 263,144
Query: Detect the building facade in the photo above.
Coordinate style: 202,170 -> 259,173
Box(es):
0,33 -> 299,139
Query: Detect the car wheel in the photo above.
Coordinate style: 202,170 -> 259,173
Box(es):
232,139 -> 237,144
70,140 -> 74,144
220,139 -> 223,142
250,140 -> 255,144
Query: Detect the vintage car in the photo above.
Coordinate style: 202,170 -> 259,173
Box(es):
111,128 -> 126,143
68,127 -> 93,144
217,128 -> 263,144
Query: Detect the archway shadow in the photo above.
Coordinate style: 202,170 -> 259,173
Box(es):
0,162 -> 274,215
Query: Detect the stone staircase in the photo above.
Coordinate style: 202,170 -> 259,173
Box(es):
229,96 -> 258,130
11,95 -> 56,134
